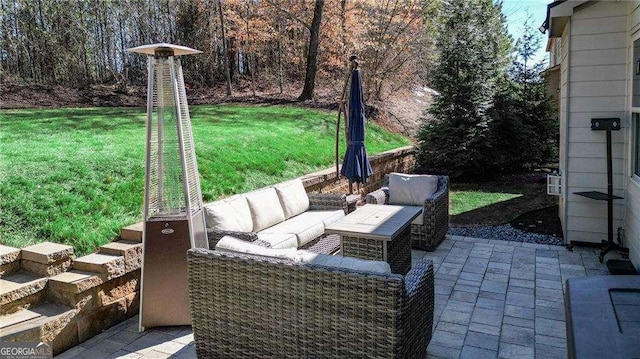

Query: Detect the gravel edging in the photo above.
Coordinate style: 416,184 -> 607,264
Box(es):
448,224 -> 564,246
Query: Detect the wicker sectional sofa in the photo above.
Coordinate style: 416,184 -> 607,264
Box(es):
187,247 -> 435,358
203,178 -> 347,250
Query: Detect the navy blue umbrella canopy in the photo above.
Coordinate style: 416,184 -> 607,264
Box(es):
340,69 -> 373,184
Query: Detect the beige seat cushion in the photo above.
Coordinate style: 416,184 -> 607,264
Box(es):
204,195 -> 253,232
260,210 -> 344,247
407,206 -> 424,225
311,210 -> 345,227
294,210 -> 345,227
388,173 -> 438,206
274,179 -> 310,219
260,218 -> 325,247
245,188 -> 286,232
215,236 -> 298,259
256,233 -> 298,249
294,250 -> 391,274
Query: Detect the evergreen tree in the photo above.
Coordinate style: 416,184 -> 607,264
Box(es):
417,0 -> 511,178
488,14 -> 557,171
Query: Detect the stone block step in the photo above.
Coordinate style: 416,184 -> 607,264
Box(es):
99,240 -> 142,272
0,272 -> 48,311
0,303 -> 76,354
49,270 -> 104,295
120,222 -> 143,243
21,242 -> 74,277
0,245 -> 21,278
21,242 -> 74,264
72,254 -> 124,279
22,257 -> 73,277
0,245 -> 21,265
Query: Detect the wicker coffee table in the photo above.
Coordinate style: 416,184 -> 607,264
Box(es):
325,204 -> 422,274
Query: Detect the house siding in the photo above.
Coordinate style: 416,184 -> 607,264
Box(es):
564,1 -> 628,245
558,22 -> 570,236
625,0 -> 640,269
625,182 -> 640,266
569,64 -> 627,81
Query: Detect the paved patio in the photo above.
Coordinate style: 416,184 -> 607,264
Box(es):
55,235 -> 617,359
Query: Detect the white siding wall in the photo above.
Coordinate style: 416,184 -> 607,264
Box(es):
558,23 -> 570,235
625,1 -> 640,270
565,1 -> 628,244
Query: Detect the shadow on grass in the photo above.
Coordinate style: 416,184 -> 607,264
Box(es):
450,173 -> 557,227
0,107 -> 146,134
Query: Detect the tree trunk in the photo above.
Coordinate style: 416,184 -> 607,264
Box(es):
340,0 -> 346,55
297,0 -> 324,101
217,0 -> 232,96
246,2 -> 255,97
277,18 -> 284,94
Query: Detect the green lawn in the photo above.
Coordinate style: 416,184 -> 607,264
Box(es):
0,105 -> 410,254
450,191 -> 522,216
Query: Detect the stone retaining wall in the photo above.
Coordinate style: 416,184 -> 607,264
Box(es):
0,241 -> 141,355
302,145 -> 416,197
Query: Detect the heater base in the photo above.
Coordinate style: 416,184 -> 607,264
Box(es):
598,240 -> 629,263
606,259 -> 638,275
140,219 -> 192,328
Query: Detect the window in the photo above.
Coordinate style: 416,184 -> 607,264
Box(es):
635,113 -> 640,177
633,38 -> 640,177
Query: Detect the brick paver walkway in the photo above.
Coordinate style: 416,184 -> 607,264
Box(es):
55,235 -> 616,359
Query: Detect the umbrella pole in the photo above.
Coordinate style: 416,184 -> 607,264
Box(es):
335,98 -> 349,178
335,110 -> 342,177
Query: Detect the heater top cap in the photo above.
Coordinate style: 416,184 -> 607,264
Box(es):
126,43 -> 202,57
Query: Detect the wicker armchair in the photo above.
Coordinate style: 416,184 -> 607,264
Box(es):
187,248 -> 434,359
366,174 -> 449,251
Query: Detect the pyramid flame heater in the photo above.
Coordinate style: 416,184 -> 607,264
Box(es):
126,43 -> 208,331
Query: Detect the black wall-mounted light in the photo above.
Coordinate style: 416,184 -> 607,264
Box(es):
636,58 -> 640,76
539,20 -> 547,34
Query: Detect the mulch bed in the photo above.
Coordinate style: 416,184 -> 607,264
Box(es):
510,205 -> 563,238
451,172 -> 563,238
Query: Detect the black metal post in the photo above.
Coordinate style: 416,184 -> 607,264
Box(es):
574,118 -> 623,263
606,129 -> 613,246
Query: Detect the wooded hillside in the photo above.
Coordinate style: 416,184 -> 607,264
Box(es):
0,0 -> 431,101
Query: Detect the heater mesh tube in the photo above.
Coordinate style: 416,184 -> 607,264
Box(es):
175,59 -> 203,214
146,58 -> 186,217
144,56 -> 203,218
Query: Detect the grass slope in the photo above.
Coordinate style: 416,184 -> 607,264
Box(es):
0,105 -> 410,254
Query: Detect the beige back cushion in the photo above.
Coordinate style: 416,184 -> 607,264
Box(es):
274,179 -> 310,219
215,235 -> 298,259
294,250 -> 391,274
204,195 -> 253,232
388,173 -> 438,206
245,188 -> 286,232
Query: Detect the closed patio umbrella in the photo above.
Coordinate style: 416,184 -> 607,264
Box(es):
340,58 -> 373,192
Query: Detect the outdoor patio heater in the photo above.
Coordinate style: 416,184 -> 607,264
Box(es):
126,43 -> 208,331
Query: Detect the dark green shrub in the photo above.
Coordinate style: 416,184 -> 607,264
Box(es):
417,6 -> 556,179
